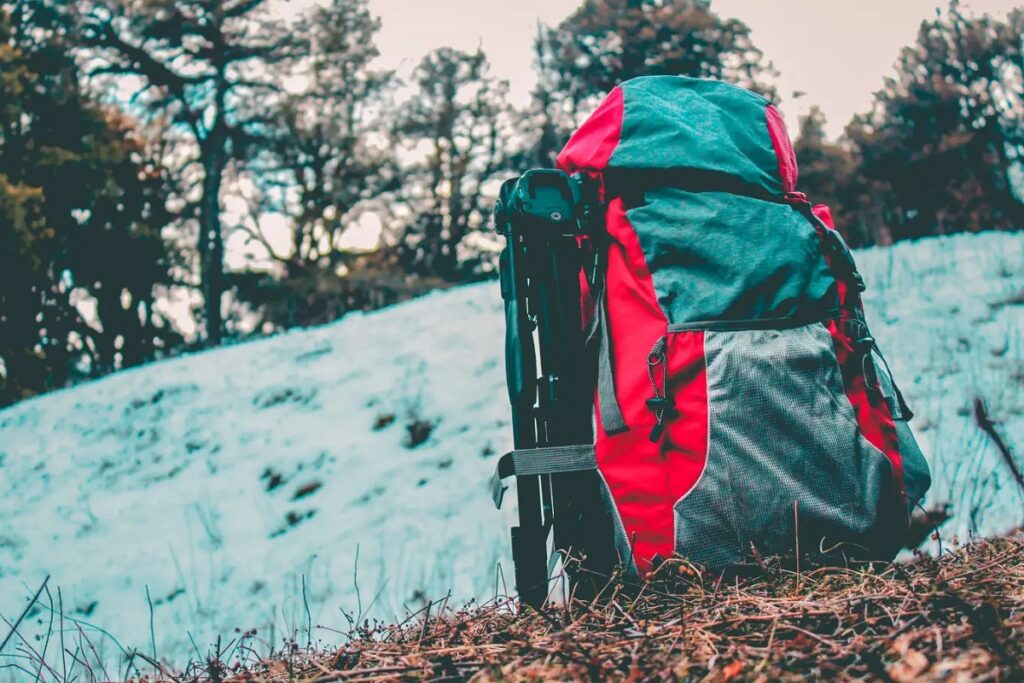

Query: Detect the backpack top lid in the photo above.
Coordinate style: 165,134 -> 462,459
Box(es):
554,76 -> 836,328
556,76 -> 798,198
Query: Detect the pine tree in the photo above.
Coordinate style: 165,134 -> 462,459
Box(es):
229,0 -> 406,329
792,107 -> 864,245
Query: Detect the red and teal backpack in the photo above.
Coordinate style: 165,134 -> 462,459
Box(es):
493,76 -> 931,580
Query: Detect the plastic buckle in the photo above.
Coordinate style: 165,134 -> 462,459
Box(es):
645,397 -> 674,411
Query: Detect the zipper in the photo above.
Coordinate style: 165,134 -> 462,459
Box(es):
666,307 -> 841,333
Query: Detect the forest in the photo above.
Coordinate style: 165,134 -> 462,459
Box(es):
2,0 -> 1023,407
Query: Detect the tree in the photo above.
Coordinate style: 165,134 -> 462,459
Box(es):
395,47 -> 517,281
792,106 -> 864,245
229,0 -> 409,329
531,0 -> 778,165
0,2 -> 181,406
846,1 -> 1024,243
79,0 -> 305,345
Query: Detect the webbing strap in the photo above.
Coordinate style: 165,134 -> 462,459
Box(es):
589,279 -> 629,436
793,200 -> 866,294
490,444 -> 598,509
597,297 -> 629,435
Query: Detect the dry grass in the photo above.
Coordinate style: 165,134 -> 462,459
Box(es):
214,534 -> 1024,683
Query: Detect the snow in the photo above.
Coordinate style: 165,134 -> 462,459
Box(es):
857,231 -> 1024,538
1,230 -> 1022,674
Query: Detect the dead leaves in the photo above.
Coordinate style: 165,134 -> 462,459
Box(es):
224,534 -> 1024,682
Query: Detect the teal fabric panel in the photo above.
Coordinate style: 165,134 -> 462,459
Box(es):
613,76 -> 782,195
627,188 -> 837,325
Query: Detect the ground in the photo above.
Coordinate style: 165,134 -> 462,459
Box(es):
211,535 -> 1024,681
0,230 -> 1022,675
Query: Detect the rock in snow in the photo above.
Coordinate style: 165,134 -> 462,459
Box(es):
1,231 -> 1022,669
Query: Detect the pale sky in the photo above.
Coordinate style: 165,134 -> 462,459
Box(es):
366,0 -> 1024,138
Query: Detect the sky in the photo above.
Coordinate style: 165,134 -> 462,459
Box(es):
363,0 -> 1024,138
240,0 -> 1024,271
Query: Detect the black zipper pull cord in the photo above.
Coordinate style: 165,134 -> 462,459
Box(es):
646,336 -> 672,442
857,333 -> 883,406
845,318 -> 882,406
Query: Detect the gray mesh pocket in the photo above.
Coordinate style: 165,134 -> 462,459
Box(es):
673,322 -> 904,568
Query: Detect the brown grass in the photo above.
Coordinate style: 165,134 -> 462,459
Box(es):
212,533 -> 1024,683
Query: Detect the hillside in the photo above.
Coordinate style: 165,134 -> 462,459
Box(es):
1,231 -> 1022,672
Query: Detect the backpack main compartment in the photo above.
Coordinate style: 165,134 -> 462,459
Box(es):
556,76 -> 931,572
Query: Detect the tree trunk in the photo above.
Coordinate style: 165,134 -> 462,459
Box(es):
201,144 -> 226,346
202,28 -> 230,348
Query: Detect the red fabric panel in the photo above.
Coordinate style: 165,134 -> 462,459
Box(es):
556,86 -> 625,174
825,321 -> 904,492
811,203 -> 905,495
812,203 -> 836,229
660,330 -> 709,558
594,199 -> 708,572
765,105 -> 798,194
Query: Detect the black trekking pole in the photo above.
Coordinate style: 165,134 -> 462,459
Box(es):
495,170 -> 617,607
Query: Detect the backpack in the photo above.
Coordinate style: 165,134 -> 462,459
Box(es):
492,76 -> 931,591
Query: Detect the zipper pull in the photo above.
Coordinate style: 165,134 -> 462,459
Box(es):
646,337 -> 672,442
649,422 -> 666,442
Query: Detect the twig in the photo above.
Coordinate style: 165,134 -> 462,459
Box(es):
794,500 -> 801,590
353,544 -> 363,624
58,588 -> 67,683
0,575 -> 50,655
133,649 -> 182,682
303,575 -> 313,650
36,584 -> 55,683
146,584 -> 158,662
975,397 -> 1024,496
77,621 -> 111,682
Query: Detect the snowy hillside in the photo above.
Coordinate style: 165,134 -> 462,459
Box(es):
1,231 -> 1022,672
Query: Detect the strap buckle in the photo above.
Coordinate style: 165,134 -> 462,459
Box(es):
822,228 -> 866,293
491,445 -> 599,508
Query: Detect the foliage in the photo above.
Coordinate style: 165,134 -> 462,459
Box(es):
531,0 -> 777,165
269,0 -> 395,270
844,1 -> 1024,244
79,0 -> 307,345
394,47 -> 518,281
227,0 -> 412,330
0,2 -> 181,407
792,107 -> 863,245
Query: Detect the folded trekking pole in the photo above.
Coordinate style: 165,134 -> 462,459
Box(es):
492,170 -> 617,607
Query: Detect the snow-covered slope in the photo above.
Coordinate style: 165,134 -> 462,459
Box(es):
1,231 -> 1022,672
857,232 -> 1024,538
